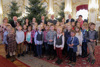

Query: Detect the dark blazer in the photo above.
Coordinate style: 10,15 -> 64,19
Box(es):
48,19 -> 57,25
67,36 -> 79,52
10,21 -> 17,28
39,20 -> 47,24
66,18 -> 75,23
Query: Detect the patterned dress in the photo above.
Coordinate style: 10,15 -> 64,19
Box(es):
7,33 -> 16,53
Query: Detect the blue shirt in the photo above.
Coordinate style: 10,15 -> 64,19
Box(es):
3,31 -> 8,44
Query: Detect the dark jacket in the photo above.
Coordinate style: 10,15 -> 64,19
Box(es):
66,18 -> 75,23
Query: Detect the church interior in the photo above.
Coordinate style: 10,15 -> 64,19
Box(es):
0,0 -> 100,67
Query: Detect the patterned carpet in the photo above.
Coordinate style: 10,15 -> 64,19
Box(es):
18,46 -> 100,67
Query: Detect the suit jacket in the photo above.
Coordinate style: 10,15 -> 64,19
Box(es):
10,21 -> 17,28
39,20 -> 47,24
67,36 -> 79,52
48,19 -> 57,25
66,18 -> 75,23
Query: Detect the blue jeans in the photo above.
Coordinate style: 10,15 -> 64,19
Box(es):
36,45 -> 42,56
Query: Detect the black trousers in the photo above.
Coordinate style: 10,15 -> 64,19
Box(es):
48,45 -> 55,57
32,38 -> 37,56
69,48 -> 76,62
82,42 -> 87,56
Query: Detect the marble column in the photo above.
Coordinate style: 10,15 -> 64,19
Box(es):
88,0 -> 99,23
48,0 -> 54,19
64,0 -> 72,20
0,0 -> 3,24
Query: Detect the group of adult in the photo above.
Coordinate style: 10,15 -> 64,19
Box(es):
1,14 -> 84,29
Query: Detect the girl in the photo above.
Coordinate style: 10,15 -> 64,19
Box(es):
34,25 -> 43,58
76,22 -> 81,28
23,25 -> 27,55
31,25 -> 37,57
24,18 -> 30,27
26,26 -> 32,54
54,26 -> 64,65
75,26 -> 83,56
71,22 -> 75,30
43,25 -> 49,56
7,28 -> 16,62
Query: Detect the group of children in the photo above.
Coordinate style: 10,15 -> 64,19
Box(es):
0,18 -> 98,66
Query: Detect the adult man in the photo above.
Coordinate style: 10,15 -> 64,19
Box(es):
10,16 -> 18,28
48,15 -> 57,25
66,14 -> 75,23
40,16 -> 47,24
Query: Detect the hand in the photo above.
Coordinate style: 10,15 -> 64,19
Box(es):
18,42 -> 21,44
54,46 -> 56,50
49,40 -> 53,42
90,39 -> 93,42
71,44 -> 74,46
61,47 -> 63,50
79,44 -> 82,46
94,40 -> 96,42
35,44 -> 37,45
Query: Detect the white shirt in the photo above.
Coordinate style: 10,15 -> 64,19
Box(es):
16,31 -> 24,44
54,34 -> 64,48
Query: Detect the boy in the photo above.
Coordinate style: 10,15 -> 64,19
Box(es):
46,25 -> 56,60
34,25 -> 43,58
54,26 -> 64,64
16,26 -> 25,57
81,25 -> 87,58
67,30 -> 79,66
85,23 -> 98,64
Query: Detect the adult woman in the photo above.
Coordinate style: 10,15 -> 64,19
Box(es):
24,18 -> 30,27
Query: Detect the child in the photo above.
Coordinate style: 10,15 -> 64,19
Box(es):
85,23 -> 98,64
64,25 -> 72,56
23,25 -> 27,55
54,26 -> 64,65
46,25 -> 56,60
26,26 -> 32,54
71,22 -> 75,30
31,26 -> 37,57
3,25 -> 11,58
0,25 -> 3,44
67,30 -> 79,66
43,25 -> 49,56
16,26 -> 24,57
75,26 -> 83,56
81,25 -> 87,58
7,28 -> 16,62
34,25 -> 43,58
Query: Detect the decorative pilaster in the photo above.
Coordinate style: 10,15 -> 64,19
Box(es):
48,0 -> 54,19
0,0 -> 3,24
88,0 -> 99,23
64,0 -> 72,20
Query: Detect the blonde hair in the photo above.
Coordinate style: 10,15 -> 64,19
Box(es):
57,26 -> 63,33
75,26 -> 81,35
3,17 -> 8,22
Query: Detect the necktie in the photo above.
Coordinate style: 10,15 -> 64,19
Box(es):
57,36 -> 59,39
71,38 -> 73,44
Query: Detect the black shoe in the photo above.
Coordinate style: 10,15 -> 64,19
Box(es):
21,54 -> 24,56
47,57 -> 50,60
57,59 -> 63,65
6,54 -> 10,58
17,54 -> 20,57
91,60 -> 95,64
87,58 -> 90,62
34,54 -> 38,57
51,56 -> 55,60
55,59 -> 59,63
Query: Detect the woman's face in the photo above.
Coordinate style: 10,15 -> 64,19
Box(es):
4,19 -> 8,23
75,28 -> 79,32
26,19 -> 29,23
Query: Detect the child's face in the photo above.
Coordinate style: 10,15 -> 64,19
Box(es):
71,32 -> 75,37
57,28 -> 62,34
50,26 -> 54,31
72,22 -> 75,26
26,19 -> 29,23
67,26 -> 71,30
45,26 -> 49,31
33,26 -> 36,30
82,26 -> 85,30
18,27 -> 22,31
75,28 -> 79,32
38,27 -> 42,31
28,27 -> 31,31
23,25 -> 27,30
90,25 -> 95,30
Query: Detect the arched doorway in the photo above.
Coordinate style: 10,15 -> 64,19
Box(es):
76,5 -> 88,21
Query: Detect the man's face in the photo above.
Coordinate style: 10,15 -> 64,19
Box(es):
41,16 -> 45,20
68,15 -> 71,19
13,17 -> 17,21
51,15 -> 54,19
